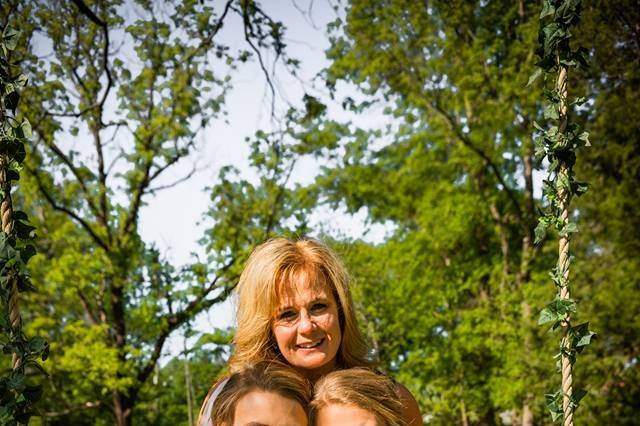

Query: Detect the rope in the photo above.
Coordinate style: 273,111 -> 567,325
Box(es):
0,155 -> 21,370
556,65 -> 574,426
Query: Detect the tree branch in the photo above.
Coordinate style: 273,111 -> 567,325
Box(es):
430,101 -> 524,225
32,124 -> 102,221
29,165 -> 110,253
235,4 -> 277,117
70,0 -> 113,112
133,258 -> 238,398
147,164 -> 198,193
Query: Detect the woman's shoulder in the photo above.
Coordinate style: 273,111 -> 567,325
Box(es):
196,376 -> 230,426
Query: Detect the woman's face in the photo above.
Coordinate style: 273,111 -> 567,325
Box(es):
272,276 -> 342,378
314,403 -> 378,426
232,390 -> 307,426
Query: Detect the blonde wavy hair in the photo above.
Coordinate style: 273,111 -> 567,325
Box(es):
309,368 -> 407,426
211,361 -> 310,425
228,237 -> 372,373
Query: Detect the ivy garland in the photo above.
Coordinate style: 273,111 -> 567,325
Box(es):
529,0 -> 596,424
0,25 -> 49,424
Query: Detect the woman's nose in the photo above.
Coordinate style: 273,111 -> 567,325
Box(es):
298,311 -> 315,333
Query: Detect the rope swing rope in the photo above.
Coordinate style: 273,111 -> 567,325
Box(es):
555,63 -> 574,426
0,153 -> 22,370
531,1 -> 596,424
0,24 -> 49,421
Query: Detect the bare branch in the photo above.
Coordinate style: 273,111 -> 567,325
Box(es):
70,0 -> 113,112
234,4 -> 277,117
147,164 -> 198,193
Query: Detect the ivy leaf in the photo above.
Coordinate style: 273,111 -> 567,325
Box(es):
5,91 -> 19,114
538,297 -> 577,325
540,1 -> 555,19
572,180 -> 589,196
544,102 -> 559,120
577,131 -> 590,147
538,306 -> 557,325
571,322 -> 596,352
20,120 -> 32,139
573,47 -> 590,69
2,27 -> 21,51
559,222 -> 578,237
545,391 -> 563,422
534,217 -> 550,245
570,388 -> 588,408
527,67 -> 543,87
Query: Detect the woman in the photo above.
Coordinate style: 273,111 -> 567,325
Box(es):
310,368 -> 407,426
210,361 -> 309,426
199,238 -> 421,425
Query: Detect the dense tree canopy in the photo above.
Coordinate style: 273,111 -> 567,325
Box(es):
0,0 -> 637,425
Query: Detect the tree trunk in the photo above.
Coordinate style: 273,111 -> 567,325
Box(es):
113,390 -> 133,426
460,398 -> 469,426
185,338 -> 194,426
522,397 -> 534,426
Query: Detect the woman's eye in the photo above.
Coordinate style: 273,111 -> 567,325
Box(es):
278,310 -> 296,321
310,303 -> 328,313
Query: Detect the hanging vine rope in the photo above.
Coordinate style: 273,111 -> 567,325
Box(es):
0,24 -> 49,424
529,1 -> 596,424
0,152 -> 21,371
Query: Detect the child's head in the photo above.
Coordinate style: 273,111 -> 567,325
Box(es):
212,361 -> 310,426
310,368 -> 407,426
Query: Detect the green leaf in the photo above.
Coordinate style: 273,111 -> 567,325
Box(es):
570,388 -> 588,408
571,322 -> 596,350
20,120 -> 32,139
572,180 -> 589,196
545,391 -> 563,422
544,102 -> 559,120
577,131 -> 590,147
559,222 -> 578,237
540,0 -> 555,19
534,217 -> 550,245
27,336 -> 48,355
538,306 -> 557,325
5,91 -> 19,114
538,298 -> 577,325
527,68 -> 543,87
2,27 -> 21,51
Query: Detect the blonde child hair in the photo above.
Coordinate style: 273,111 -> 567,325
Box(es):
310,368 -> 407,426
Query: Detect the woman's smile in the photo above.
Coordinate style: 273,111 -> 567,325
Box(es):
272,276 -> 342,378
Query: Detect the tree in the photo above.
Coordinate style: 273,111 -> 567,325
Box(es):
3,0 -> 300,423
309,0 -> 638,424
319,0 -> 549,422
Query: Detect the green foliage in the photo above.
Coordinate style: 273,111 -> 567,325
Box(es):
0,23 -> 48,425
6,0 -> 299,423
307,0 -> 637,424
